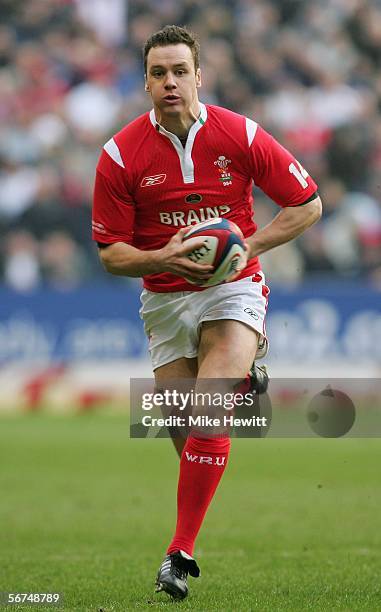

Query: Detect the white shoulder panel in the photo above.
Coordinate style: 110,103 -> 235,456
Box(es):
245,117 -> 258,147
103,137 -> 125,168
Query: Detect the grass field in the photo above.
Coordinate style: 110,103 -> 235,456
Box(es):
1,413 -> 381,611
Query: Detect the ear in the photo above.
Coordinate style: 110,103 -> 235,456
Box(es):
196,68 -> 202,88
144,77 -> 150,92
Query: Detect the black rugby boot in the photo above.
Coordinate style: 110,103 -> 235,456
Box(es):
155,550 -> 200,600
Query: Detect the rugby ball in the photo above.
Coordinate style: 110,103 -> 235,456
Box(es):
183,217 -> 246,287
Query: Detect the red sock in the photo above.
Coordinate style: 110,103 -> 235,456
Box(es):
167,435 -> 231,557
235,374 -> 251,395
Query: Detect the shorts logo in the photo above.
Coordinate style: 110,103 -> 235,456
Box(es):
141,174 -> 166,187
244,307 -> 259,320
185,193 -> 203,204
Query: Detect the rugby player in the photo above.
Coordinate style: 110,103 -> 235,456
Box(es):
92,25 -> 322,600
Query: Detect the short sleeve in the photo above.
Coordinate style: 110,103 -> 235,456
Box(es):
248,125 -> 318,207
92,147 -> 135,244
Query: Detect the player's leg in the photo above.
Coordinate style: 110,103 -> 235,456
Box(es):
153,355 -> 267,457
154,279 -> 268,599
154,357 -> 198,458
158,321 -> 259,598
154,357 -> 201,599
196,272 -> 270,396
140,288 -> 200,458
197,319 -> 259,377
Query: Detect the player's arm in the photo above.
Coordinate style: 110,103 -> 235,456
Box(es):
98,230 -> 213,282
246,125 -> 322,257
246,194 -> 322,258
93,156 -> 212,283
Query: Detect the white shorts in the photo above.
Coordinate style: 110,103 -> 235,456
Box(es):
139,273 -> 270,370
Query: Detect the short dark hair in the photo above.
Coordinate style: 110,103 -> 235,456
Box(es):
143,25 -> 200,74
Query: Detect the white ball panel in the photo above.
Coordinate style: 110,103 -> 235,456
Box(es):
185,236 -> 219,266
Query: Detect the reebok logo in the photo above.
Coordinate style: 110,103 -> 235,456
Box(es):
141,174 -> 166,187
185,452 -> 226,466
244,307 -> 259,320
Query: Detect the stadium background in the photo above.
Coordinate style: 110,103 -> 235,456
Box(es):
1,2 -> 381,610
2,0 -> 381,284
1,0 -> 380,408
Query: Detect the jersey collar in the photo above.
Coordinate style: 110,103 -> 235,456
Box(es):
149,103 -> 207,184
149,102 -> 207,133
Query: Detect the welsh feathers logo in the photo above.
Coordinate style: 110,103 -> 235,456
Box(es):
214,155 -> 233,186
141,174 -> 166,187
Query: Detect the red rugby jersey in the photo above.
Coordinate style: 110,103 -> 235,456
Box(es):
92,103 -> 317,292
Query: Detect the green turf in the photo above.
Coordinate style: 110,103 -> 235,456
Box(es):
0,414 -> 381,611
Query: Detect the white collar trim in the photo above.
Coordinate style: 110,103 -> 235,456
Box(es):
149,102 -> 207,130
148,103 -> 207,184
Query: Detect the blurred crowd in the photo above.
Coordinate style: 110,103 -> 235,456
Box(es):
1,0 -> 381,291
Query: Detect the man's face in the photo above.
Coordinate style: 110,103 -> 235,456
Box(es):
145,44 -> 201,117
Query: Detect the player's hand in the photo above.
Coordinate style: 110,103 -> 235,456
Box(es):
156,227 -> 214,283
225,239 -> 249,283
